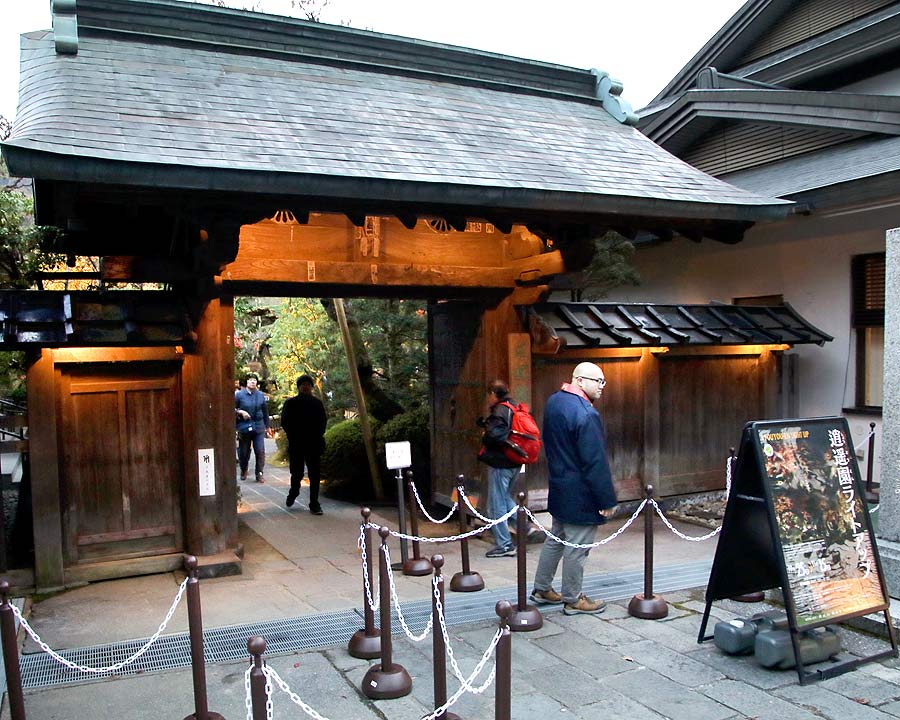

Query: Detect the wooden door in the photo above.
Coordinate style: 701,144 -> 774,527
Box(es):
59,362 -> 184,565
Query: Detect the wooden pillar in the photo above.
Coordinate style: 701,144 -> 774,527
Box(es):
26,350 -> 65,592
182,294 -> 237,558
640,349 -> 661,496
482,296 -> 523,387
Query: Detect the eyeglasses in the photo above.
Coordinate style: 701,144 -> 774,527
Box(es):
577,376 -> 606,388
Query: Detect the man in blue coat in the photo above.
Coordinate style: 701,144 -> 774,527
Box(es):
530,362 -> 617,614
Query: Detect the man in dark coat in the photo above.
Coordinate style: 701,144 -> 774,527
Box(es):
281,374 -> 327,515
530,362 -> 617,614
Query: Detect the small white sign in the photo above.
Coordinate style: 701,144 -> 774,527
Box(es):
198,448 -> 216,496
385,440 -> 411,470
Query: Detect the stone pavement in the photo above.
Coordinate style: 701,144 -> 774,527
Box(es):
4,452 -> 900,718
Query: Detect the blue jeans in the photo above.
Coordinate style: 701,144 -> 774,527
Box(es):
488,465 -> 519,548
238,430 -> 266,476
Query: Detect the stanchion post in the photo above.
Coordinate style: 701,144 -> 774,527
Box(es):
0,580 -> 25,720
403,470 -> 432,576
394,468 -> 410,567
247,636 -> 268,720
509,492 -> 541,632
627,485 -> 668,619
348,507 -> 381,659
450,475 -> 484,593
494,600 -> 512,720
430,555 -> 460,720
183,556 -> 224,720
362,527 -> 412,699
866,421 -> 879,503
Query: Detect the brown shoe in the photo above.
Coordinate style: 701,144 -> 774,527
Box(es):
529,588 -> 562,605
240,471 -> 248,482
563,594 -> 606,615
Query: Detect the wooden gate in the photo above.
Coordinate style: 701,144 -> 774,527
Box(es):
59,362 -> 184,565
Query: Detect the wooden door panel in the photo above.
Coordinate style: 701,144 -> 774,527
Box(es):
60,363 -> 183,564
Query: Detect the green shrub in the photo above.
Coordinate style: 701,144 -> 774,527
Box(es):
375,406 -> 432,498
321,417 -> 381,501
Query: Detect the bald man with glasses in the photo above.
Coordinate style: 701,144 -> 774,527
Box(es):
530,362 -> 618,614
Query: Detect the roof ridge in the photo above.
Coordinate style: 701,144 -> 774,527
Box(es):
64,0 -> 603,101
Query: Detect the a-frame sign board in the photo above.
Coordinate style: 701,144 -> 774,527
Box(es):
698,417 -> 898,684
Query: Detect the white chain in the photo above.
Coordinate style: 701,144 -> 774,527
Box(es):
524,501 -> 646,549
433,575 -> 496,692
249,623 -> 502,720
725,455 -> 732,497
365,507 -> 516,544
855,426 -> 875,451
383,545 -> 433,642
12,576 -> 189,674
649,498 -> 722,541
357,526 -> 379,612
244,665 -> 253,720
459,490 -> 494,524
411,482 -> 459,524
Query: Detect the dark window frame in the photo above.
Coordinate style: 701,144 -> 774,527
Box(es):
852,252 -> 885,410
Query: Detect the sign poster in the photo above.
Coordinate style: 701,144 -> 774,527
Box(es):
752,418 -> 886,627
198,448 -> 216,497
385,440 -> 412,470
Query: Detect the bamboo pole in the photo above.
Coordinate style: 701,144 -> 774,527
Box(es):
333,298 -> 384,500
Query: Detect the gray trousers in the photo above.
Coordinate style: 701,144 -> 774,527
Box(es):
533,517 -> 598,604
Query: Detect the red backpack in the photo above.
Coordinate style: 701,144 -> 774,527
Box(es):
499,401 -> 542,464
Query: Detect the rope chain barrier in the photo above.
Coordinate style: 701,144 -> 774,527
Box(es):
357,526 -> 379,612
244,623 -> 502,720
411,481 -> 458,524
649,498 -> 722,542
459,490 -> 494,524
524,501 -> 646,549
364,506 -> 517,544
12,576 -> 189,674
433,575 -> 496,692
383,545 -> 433,642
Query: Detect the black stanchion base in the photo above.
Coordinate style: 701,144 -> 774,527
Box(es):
628,593 -> 668,619
509,604 -> 543,632
348,628 -> 381,659
402,557 -> 433,576
362,662 -> 413,699
449,571 -> 485,593
184,713 -> 225,720
730,592 -> 765,603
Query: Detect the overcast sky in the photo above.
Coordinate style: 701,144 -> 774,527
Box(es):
1,0 -> 746,121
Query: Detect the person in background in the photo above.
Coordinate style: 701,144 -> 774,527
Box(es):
281,374 -> 327,515
235,373 -> 270,482
530,362 -> 618,614
478,379 -> 521,558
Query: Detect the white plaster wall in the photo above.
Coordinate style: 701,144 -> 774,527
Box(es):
609,202 -> 900,485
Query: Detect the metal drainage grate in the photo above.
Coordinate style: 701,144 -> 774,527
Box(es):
19,559 -> 712,689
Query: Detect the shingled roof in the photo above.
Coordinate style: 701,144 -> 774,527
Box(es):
1,0 -> 789,227
532,301 -> 832,350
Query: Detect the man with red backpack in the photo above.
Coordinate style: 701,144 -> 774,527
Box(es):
478,379 -> 540,557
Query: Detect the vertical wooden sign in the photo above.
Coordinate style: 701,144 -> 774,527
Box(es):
508,333 -> 531,407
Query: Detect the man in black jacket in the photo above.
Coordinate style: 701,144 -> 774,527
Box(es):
478,379 -> 521,557
281,374 -> 327,515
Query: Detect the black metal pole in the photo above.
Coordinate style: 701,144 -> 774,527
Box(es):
430,555 -> 460,720
866,421 -> 879,502
395,468 -> 409,566
183,556 -> 225,720
627,485 -> 667,619
450,475 -> 484,592
494,600 -> 512,720
0,580 -> 25,720
348,508 -> 381,659
247,636 -> 267,720
403,470 -> 431,576
509,492 -> 541,631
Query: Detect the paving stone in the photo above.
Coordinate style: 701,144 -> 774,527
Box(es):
529,662 -> 615,707
325,646 -> 371,672
559,613 -> 643,646
618,638 -> 725,687
681,600 -> 740,621
510,692 -> 572,720
776,682 -> 898,719
880,699 -> 900,717
272,652 -> 382,719
617,614 -> 710,653
534,627 -> 635,679
573,686 -> 668,719
691,643 -> 798,690
700,678 -> 821,720
800,668 -> 900,706
603,666 -> 735,720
